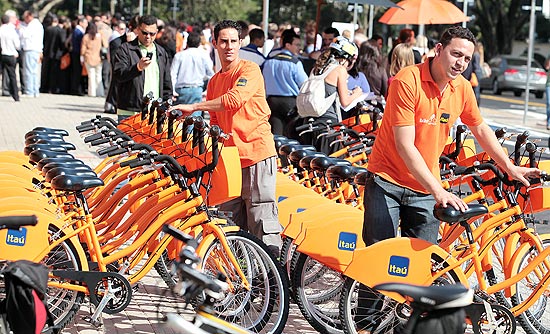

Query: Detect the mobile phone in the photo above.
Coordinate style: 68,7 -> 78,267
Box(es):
146,52 -> 153,60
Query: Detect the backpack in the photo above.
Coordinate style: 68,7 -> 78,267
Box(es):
296,64 -> 338,118
0,260 -> 54,334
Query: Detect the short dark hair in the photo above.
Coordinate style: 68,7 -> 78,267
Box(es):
439,26 -> 476,48
249,28 -> 265,42
138,15 -> 157,27
1,15 -> 9,25
187,32 -> 201,48
282,29 -> 298,47
323,27 -> 340,37
213,20 -> 242,42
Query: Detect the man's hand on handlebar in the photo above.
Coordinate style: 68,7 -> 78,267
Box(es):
504,165 -> 541,187
168,104 -> 196,120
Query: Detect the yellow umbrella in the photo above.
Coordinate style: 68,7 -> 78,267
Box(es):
379,0 -> 469,25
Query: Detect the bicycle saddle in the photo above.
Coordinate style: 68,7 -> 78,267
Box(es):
327,165 -> 357,181
310,157 -> 351,172
37,157 -> 85,171
42,163 -> 91,176
274,137 -> 299,152
50,174 -> 104,192
25,127 -> 68,138
433,204 -> 488,224
299,153 -> 327,170
25,134 -> 65,145
28,150 -> 74,164
34,139 -> 75,151
24,143 -> 69,156
278,144 -> 316,157
45,167 -> 97,183
289,149 -> 322,165
354,171 -> 369,186
373,283 -> 472,310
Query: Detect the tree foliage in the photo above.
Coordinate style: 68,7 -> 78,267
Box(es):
469,0 -> 530,59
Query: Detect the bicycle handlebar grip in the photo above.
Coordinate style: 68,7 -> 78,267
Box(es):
76,124 -> 96,132
128,159 -> 152,169
97,144 -> 122,156
210,125 -> 221,139
131,143 -> 155,152
0,215 -> 38,230
90,137 -> 111,146
494,127 -> 507,139
84,132 -> 104,143
107,147 -> 128,157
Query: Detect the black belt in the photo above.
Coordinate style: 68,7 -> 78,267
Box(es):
177,85 -> 202,89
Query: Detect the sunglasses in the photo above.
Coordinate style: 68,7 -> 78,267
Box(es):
141,30 -> 157,37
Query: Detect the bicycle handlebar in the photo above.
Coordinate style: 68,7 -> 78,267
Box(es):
0,215 -> 38,230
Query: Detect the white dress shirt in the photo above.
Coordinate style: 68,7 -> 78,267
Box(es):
0,23 -> 20,56
19,18 -> 44,52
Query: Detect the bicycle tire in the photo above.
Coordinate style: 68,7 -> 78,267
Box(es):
292,252 -> 343,334
155,249 -> 176,288
511,238 -> 550,334
43,225 -> 86,333
199,230 -> 289,334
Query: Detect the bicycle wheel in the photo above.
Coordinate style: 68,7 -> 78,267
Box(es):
339,277 -> 406,334
44,225 -> 85,332
292,252 -> 343,334
511,237 -> 550,334
200,230 -> 289,334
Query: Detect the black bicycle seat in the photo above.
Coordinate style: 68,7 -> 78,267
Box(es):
373,283 -> 472,310
279,144 -> 316,157
298,153 -> 326,170
354,171 -> 369,186
289,149 -> 321,165
24,143 -> 69,156
42,163 -> 91,176
50,174 -> 104,192
433,204 -> 488,225
310,157 -> 351,172
37,157 -> 85,171
34,139 -> 75,151
45,167 -> 97,183
28,150 -> 74,164
274,138 -> 299,152
25,134 -> 66,145
25,127 -> 68,138
327,165 -> 355,181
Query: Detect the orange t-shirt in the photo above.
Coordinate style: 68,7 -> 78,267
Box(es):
206,59 -> 276,168
367,59 -> 483,193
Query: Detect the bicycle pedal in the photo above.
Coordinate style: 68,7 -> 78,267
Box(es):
82,315 -> 103,328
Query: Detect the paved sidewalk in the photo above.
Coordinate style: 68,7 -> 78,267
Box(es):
0,93 -> 540,334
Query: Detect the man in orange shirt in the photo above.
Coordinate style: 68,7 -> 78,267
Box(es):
356,25 -> 540,334
169,20 -> 281,255
364,26 -> 540,246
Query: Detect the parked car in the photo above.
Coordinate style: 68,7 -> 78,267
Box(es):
478,55 -> 546,99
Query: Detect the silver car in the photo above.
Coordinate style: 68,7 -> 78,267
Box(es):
479,55 -> 547,99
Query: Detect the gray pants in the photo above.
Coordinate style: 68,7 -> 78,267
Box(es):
219,156 -> 282,251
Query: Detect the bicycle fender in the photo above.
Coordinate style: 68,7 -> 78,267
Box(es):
504,233 -> 550,298
0,209 -> 51,261
342,237 -> 467,303
294,213 -> 364,273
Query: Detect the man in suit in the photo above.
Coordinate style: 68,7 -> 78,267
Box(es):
41,15 -> 64,93
70,16 -> 87,95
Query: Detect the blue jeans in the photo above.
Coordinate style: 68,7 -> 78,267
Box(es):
362,173 -> 439,246
23,50 -> 40,96
176,86 -> 204,131
546,85 -> 550,127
